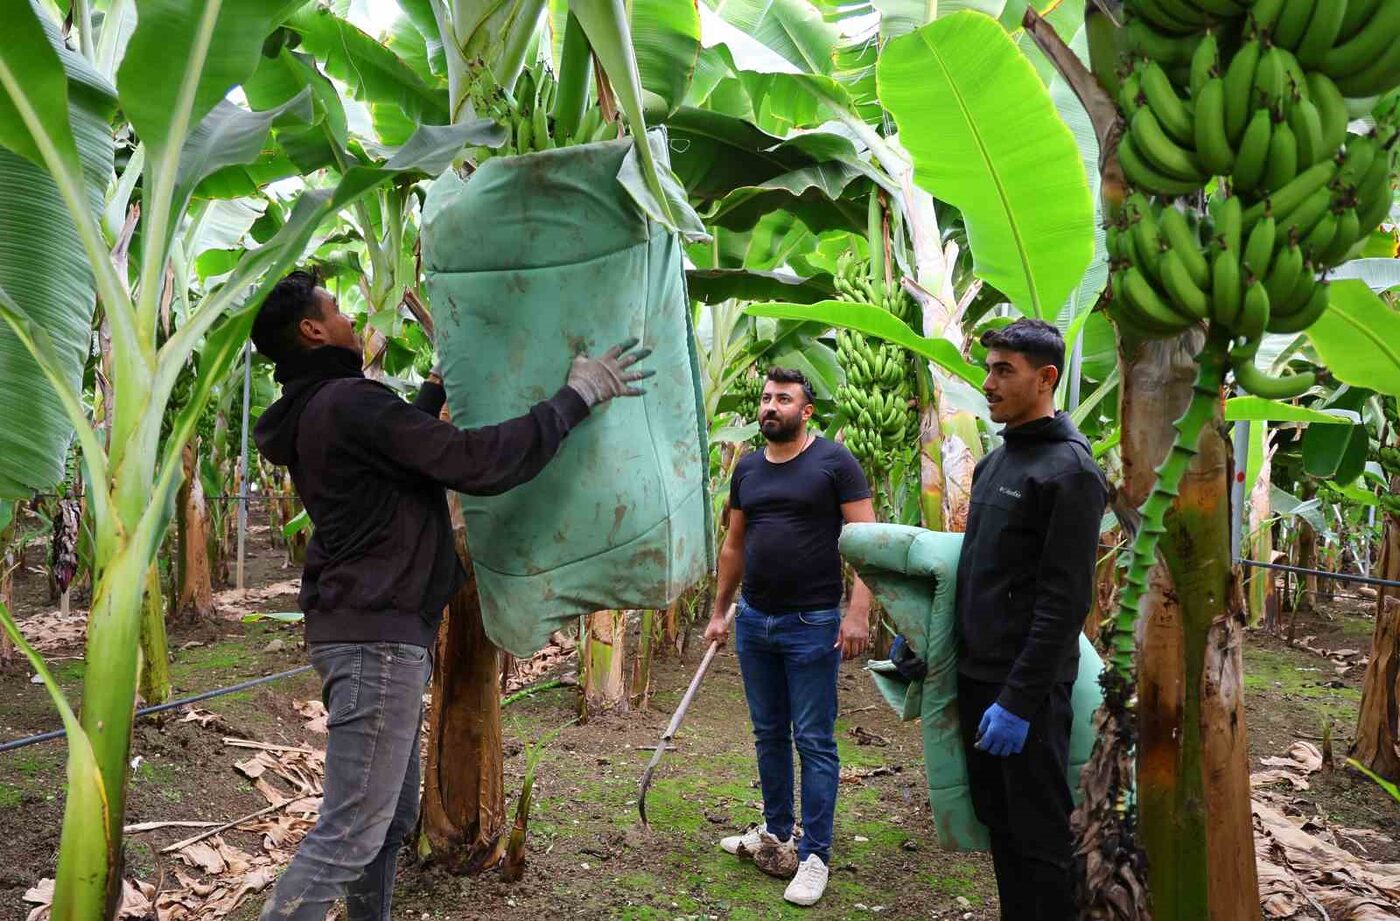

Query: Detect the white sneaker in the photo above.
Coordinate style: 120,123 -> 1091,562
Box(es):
719,822 -> 767,857
783,854 -> 829,906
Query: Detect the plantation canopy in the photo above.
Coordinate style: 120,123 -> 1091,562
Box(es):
423,138 -> 712,657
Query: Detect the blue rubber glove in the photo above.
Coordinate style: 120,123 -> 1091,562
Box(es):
976,703 -> 1030,757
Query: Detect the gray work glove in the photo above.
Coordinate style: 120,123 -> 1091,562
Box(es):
566,338 -> 654,407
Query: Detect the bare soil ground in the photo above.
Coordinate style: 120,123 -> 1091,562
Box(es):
2,530 -> 1396,920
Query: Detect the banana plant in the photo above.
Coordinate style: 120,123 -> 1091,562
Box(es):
0,1 -> 499,913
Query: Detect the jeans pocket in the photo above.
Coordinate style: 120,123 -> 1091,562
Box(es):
389,642 -> 429,665
797,609 -> 841,628
314,646 -> 363,726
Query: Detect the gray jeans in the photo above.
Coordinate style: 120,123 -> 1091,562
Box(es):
260,641 -> 432,921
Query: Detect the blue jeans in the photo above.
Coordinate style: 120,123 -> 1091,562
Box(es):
734,598 -> 842,863
260,641 -> 432,921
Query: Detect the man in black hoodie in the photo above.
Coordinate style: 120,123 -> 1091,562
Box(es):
954,318 -> 1107,920
251,271 -> 650,920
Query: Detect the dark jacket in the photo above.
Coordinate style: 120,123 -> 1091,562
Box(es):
955,411 -> 1108,718
254,346 -> 590,647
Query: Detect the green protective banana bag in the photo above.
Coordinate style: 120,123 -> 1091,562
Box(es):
423,136 -> 713,657
842,524 -> 1106,852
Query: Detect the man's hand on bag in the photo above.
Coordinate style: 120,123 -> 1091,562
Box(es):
835,609 -> 870,661
975,702 -> 1030,757
703,612 -> 731,647
427,359 -> 443,385
566,338 -> 655,407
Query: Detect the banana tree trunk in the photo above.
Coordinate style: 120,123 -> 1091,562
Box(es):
138,564 -> 170,704
1248,447 -> 1276,630
1295,487 -> 1318,613
1118,334 -> 1257,920
630,609 -> 655,710
419,495 -> 507,873
916,391 -> 980,532
1352,492 -> 1400,781
580,609 -> 628,719
176,441 -> 214,619
64,536 -> 152,916
917,396 -> 947,531
661,596 -> 683,659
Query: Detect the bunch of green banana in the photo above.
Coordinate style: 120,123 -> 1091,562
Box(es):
734,371 -> 765,419
835,354 -> 915,467
833,255 -> 918,476
1374,444 -> 1400,477
1110,0 -> 1400,379
1123,0 -> 1244,38
1301,0 -> 1400,97
1107,191 -> 1322,397
1380,492 -> 1400,517
471,61 -> 621,161
833,251 -> 920,326
1123,0 -> 1400,95
1118,58 -> 1215,196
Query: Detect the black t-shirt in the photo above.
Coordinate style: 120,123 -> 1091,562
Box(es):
730,436 -> 871,614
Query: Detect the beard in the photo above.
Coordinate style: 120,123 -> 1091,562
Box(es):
760,413 -> 803,443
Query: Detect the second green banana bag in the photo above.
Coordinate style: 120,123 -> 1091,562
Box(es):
842,524 -> 1105,851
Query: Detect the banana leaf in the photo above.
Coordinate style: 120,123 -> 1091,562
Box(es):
632,0 -> 702,119
1223,397 -> 1357,424
666,107 -> 873,232
1307,280 -> 1400,396
705,0 -> 839,75
877,11 -> 1095,319
746,299 -> 984,387
0,10 -> 116,499
686,268 -> 835,304
285,6 -> 449,145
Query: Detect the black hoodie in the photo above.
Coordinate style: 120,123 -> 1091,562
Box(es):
254,346 -> 590,647
954,411 -> 1108,718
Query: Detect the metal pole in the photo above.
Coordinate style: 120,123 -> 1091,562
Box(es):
1365,503 -> 1376,577
1066,329 -> 1084,413
1230,404 -> 1249,563
236,341 -> 252,590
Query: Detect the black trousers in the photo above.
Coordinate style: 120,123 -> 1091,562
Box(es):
957,675 -> 1076,921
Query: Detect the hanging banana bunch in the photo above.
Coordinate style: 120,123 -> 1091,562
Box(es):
1101,0 -> 1400,674
469,60 -> 622,162
1110,0 -> 1400,405
735,369 -> 765,420
1374,443 -> 1400,478
833,252 -> 919,510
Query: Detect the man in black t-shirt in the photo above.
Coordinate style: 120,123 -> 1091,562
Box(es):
704,367 -> 875,908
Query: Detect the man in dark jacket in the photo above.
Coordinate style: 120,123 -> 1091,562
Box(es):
955,318 -> 1107,920
252,271 -> 650,920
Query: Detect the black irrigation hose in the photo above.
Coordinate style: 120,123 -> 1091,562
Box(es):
4,666 -> 575,755
1235,558 -> 1400,591
0,665 -> 314,755
33,492 -> 300,503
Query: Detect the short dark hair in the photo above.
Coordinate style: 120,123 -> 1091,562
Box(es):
979,318 -> 1065,387
252,270 -> 325,364
765,366 -> 815,405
